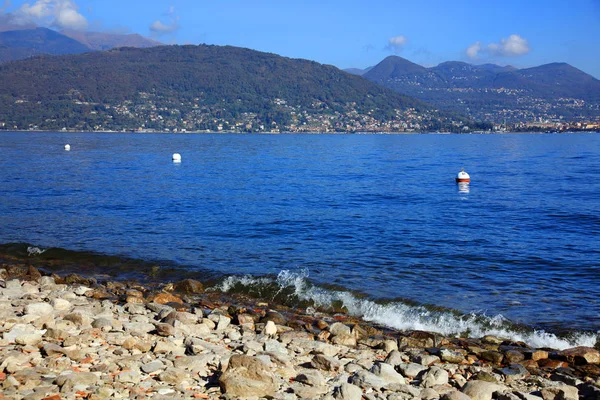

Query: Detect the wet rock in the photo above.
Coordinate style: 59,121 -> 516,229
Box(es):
440,348 -> 466,364
399,331 -> 435,349
525,350 -> 549,362
538,359 -> 569,370
151,292 -> 183,305
218,355 -> 279,398
481,350 -> 504,365
504,350 -> 525,364
481,335 -> 505,345
462,380 -> 505,400
540,385 -> 578,400
334,382 -> 363,400
174,279 -> 204,295
559,347 -> 600,365
262,310 -> 287,325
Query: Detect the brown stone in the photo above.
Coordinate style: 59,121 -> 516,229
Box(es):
26,265 -> 42,281
504,350 -> 525,364
219,355 -> 279,398
398,331 -> 435,349
526,350 -> 549,361
125,296 -> 144,304
480,350 -> 504,365
151,292 -> 183,305
174,279 -> 204,295
538,359 -> 569,369
559,346 -> 600,365
316,320 -> 329,330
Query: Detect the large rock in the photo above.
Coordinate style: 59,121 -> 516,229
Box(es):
540,385 -> 579,400
349,369 -> 388,390
174,279 -> 204,294
55,372 -> 99,390
370,362 -> 406,385
559,346 -> 600,365
219,355 -> 279,398
25,302 -> 54,316
420,366 -> 449,387
462,380 -> 505,400
334,382 -> 363,400
311,354 -> 342,372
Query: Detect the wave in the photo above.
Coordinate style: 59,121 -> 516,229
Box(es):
213,269 -> 598,350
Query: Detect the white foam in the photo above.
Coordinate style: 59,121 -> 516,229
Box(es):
27,246 -> 46,256
214,270 -> 598,350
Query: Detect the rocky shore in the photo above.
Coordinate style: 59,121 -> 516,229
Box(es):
1,263 -> 599,400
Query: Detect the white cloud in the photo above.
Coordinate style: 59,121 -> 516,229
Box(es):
466,41 -> 481,59
466,34 -> 530,60
17,0 -> 88,30
150,5 -> 180,36
387,35 -> 408,53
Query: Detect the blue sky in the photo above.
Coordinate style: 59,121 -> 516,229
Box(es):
2,0 -> 600,78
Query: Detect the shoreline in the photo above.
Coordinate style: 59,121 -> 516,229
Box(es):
1,244 -> 598,350
1,255 -> 600,399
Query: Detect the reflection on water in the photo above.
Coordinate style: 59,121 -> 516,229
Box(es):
457,182 -> 470,194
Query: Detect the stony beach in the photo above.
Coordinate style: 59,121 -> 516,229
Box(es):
1,261 -> 599,400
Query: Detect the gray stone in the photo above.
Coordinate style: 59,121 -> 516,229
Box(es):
417,355 -> 441,366
329,322 -> 352,337
440,348 -> 465,363
216,315 -> 231,331
311,354 -> 342,372
50,298 -> 71,311
141,360 -> 165,374
385,350 -> 407,366
349,369 -> 388,390
91,317 -> 113,331
500,363 -> 530,383
334,382 -> 363,400
55,372 -> 99,390
155,322 -> 177,337
462,380 -> 505,400
398,362 -> 427,378
25,302 -> 54,316
421,387 -> 441,400
540,385 -> 578,400
421,366 -> 449,387
370,362 -> 406,385
116,369 -> 141,384
15,333 -> 42,346
159,367 -> 189,384
332,333 -> 357,347
295,370 -> 326,387
441,390 -> 472,400
218,355 -> 279,398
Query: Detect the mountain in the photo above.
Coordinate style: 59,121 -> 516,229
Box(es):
0,27 -> 90,62
60,30 -> 161,51
344,66 -> 373,76
362,56 -> 600,123
0,45 -> 469,132
0,25 -> 161,63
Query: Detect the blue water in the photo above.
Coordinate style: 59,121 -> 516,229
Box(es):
1,131 -> 599,347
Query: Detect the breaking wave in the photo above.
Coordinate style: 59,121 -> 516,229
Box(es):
214,269 -> 598,350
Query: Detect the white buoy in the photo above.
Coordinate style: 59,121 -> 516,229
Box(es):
64,144 -> 71,151
456,168 -> 470,183
172,153 -> 182,163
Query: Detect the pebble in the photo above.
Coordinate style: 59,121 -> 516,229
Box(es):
0,267 -> 595,400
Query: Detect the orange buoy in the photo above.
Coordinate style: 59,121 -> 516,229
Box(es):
456,169 -> 470,183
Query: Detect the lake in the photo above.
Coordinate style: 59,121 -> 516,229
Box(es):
1,131 -> 599,349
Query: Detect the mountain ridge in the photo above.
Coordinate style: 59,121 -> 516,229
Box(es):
360,55 -> 600,123
0,44 -> 469,132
